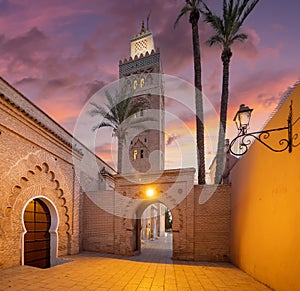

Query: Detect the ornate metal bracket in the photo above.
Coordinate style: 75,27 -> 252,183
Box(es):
229,101 -> 300,156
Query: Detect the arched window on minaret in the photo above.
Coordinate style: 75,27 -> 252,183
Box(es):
133,149 -> 138,160
146,74 -> 153,85
126,78 -> 131,91
140,149 -> 144,159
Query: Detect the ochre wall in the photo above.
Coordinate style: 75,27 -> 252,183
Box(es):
230,82 -> 300,290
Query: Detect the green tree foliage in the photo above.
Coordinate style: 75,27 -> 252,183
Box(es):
90,90 -> 151,173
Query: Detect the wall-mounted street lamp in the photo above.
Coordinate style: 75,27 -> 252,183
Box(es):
229,101 -> 300,156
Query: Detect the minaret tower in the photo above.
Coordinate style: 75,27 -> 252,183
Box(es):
119,21 -> 165,174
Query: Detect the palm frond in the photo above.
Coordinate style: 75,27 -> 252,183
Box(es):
240,0 -> 260,25
222,0 -> 228,24
90,87 -> 153,141
206,35 -> 224,47
174,0 -> 204,28
228,0 -> 235,19
174,6 -> 191,28
89,102 -> 108,117
91,107 -> 117,127
224,0 -> 234,42
126,100 -> 144,117
237,0 -> 249,22
201,2 -> 225,36
203,0 -> 259,48
231,0 -> 240,23
230,33 -> 247,44
89,102 -> 119,126
104,90 -> 115,108
92,121 -> 116,132
232,0 -> 259,33
116,97 -> 133,122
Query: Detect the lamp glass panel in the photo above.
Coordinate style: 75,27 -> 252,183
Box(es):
239,111 -> 251,128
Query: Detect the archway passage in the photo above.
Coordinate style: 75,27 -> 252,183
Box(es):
137,203 -> 173,262
24,198 -> 51,268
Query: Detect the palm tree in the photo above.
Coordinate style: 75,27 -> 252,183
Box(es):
174,0 -> 206,184
201,0 -> 260,184
89,90 -> 149,173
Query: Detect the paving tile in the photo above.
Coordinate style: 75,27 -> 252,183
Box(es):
123,284 -> 139,290
164,284 -> 178,291
0,235 -> 270,291
150,286 -> 164,291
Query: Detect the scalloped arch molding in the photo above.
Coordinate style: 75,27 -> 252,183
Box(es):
2,150 -> 71,232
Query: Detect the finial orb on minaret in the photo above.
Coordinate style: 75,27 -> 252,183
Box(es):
140,20 -> 146,34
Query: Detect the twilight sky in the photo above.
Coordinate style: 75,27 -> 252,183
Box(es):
0,0 -> 299,175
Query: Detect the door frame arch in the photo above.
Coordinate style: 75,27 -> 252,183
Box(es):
21,196 -> 59,267
134,200 -> 173,255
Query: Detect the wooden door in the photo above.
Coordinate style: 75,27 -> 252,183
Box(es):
24,198 -> 51,268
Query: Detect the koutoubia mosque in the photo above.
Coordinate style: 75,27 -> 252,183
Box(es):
0,21 -> 230,269
0,21 -> 299,291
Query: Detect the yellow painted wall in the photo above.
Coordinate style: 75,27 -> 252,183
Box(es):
230,82 -> 300,291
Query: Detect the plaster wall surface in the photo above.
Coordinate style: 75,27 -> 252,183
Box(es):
230,82 -> 300,290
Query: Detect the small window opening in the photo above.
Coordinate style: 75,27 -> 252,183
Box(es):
133,150 -> 138,160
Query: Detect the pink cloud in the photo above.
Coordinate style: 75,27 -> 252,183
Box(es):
166,134 -> 181,146
233,28 -> 279,64
271,23 -> 284,32
0,0 -> 298,173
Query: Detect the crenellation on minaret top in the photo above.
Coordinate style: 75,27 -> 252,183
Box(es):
119,48 -> 158,67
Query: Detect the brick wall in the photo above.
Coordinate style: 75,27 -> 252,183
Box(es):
86,170 -> 231,262
0,77 -> 115,269
0,100 -> 77,268
82,192 -> 115,253
193,185 -> 231,261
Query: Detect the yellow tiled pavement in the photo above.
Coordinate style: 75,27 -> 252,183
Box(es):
0,234 -> 270,290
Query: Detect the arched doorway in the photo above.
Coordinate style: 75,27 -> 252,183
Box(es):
23,198 -> 51,268
135,202 -> 173,261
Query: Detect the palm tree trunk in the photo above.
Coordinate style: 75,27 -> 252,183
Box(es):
215,49 -> 232,184
191,16 -> 206,185
117,137 -> 123,173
